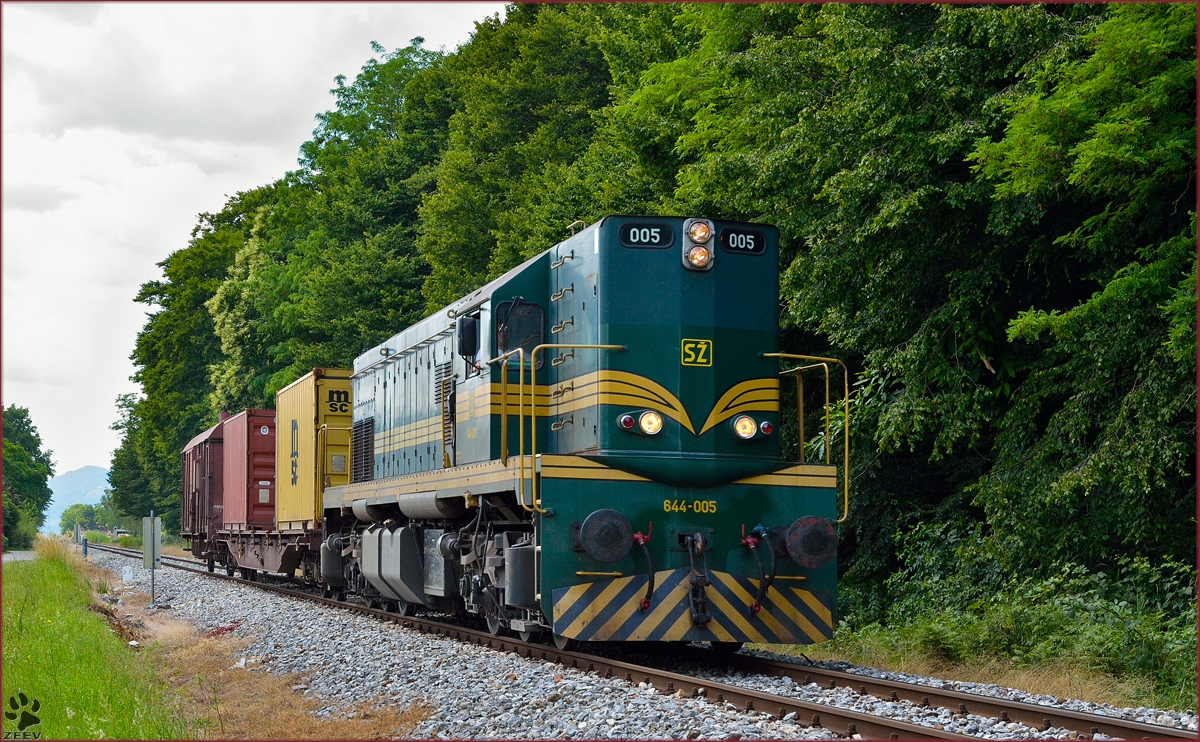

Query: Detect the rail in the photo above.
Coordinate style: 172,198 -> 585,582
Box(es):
762,353 -> 851,523
85,541 -> 1193,741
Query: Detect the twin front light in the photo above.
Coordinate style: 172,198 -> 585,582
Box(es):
683,218 -> 715,271
617,410 -> 772,439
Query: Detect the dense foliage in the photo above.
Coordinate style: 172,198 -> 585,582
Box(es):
109,3 -> 1194,695
3,405 -> 56,549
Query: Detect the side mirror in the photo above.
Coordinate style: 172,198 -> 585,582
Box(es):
457,315 -> 479,358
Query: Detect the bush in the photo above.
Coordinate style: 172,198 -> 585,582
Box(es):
117,534 -> 143,549
867,528 -> 1197,709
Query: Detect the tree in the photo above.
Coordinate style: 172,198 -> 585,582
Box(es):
2,405 -> 56,549
59,504 -> 97,534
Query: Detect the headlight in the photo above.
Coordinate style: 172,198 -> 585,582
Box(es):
687,221 -> 712,242
733,415 -> 757,439
686,244 -> 712,268
638,411 -> 664,435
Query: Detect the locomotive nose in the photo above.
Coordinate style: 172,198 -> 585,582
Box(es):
785,516 -> 837,569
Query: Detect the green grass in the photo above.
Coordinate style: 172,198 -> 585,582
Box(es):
1,542 -> 193,738
82,530 -> 112,544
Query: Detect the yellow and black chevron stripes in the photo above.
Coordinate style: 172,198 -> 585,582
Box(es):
698,378 -> 781,435
551,568 -> 833,643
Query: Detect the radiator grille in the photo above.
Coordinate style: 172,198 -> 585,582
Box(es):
351,417 -> 374,483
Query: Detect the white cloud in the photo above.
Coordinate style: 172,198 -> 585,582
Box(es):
1,2 -> 504,473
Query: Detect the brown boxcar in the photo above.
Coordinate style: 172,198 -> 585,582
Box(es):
180,417 -> 225,555
221,408 -> 276,531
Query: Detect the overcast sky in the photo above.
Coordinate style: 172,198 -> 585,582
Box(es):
2,2 -> 505,476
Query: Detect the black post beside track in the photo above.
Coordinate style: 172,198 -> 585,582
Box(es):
88,543 -> 1192,740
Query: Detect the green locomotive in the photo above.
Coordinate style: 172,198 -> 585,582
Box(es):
322,215 -> 847,649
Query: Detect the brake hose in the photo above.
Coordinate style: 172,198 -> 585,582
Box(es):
634,526 -> 653,612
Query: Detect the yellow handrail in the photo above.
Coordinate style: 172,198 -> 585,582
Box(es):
795,362 -> 831,464
762,353 -> 851,524
528,343 -> 626,513
489,348 -> 528,509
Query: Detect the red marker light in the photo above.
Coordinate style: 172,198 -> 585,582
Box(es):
760,421 -> 774,435
619,414 -> 635,429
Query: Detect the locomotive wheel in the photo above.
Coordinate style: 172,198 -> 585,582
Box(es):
552,633 -> 578,651
710,641 -> 744,654
485,614 -> 506,636
518,629 -> 542,643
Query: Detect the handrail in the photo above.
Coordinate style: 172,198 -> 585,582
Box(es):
488,348 -> 528,509
317,424 -> 354,520
762,353 -> 851,524
528,344 -> 626,513
794,362 -> 830,464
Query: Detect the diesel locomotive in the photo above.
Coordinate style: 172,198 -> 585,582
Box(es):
183,215 -> 849,651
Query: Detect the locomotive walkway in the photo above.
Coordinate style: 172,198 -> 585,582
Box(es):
86,542 -> 1195,740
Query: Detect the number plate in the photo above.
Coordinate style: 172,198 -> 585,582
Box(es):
619,221 -> 675,249
719,227 -> 767,255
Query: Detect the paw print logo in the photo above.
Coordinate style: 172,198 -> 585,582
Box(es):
4,692 -> 41,731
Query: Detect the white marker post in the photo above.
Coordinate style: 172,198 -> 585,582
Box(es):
143,512 -> 162,605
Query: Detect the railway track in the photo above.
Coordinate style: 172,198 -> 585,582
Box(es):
86,542 -> 1193,740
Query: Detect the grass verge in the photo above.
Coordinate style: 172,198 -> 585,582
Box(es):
5,537 -> 427,738
2,537 -> 195,738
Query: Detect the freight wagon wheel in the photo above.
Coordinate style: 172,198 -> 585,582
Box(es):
552,633 -> 578,651
393,599 -> 416,617
485,614 -> 507,636
709,641 -> 743,654
225,563 -> 235,577
206,557 -> 215,573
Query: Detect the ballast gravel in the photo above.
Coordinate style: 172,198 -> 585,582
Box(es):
91,552 -> 834,740
91,550 -> 1196,740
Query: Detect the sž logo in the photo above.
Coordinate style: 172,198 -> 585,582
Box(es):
4,692 -> 41,739
327,390 -> 349,413
681,339 -> 712,367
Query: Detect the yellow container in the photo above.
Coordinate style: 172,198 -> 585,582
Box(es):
275,368 -> 353,530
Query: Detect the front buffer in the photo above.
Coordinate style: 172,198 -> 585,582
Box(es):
537,457 -> 839,644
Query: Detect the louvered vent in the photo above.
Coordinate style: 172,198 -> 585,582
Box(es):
434,361 -> 455,462
351,417 -> 375,483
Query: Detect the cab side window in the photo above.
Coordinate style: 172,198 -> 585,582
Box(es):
495,301 -> 544,369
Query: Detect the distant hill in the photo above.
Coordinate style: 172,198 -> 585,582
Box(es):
41,466 -> 109,534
